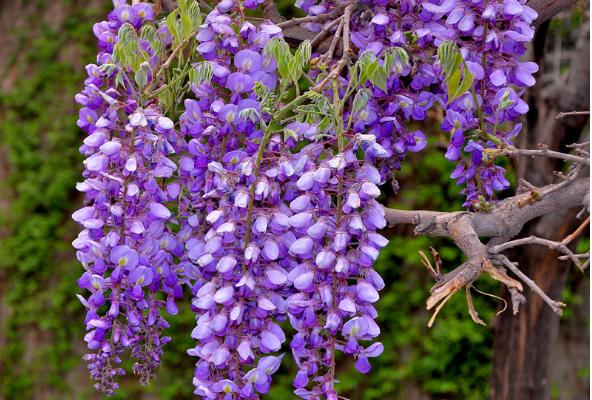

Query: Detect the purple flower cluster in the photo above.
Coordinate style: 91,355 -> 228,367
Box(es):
74,0 -> 538,397
298,0 -> 537,206
174,5 -> 290,398
75,1 -> 184,394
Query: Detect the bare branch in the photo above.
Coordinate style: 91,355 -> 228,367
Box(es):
428,291 -> 455,328
556,111 -> 590,119
384,177 -> 589,238
320,17 -> 344,63
562,216 -> 590,244
143,27 -> 200,96
495,255 -> 566,315
418,250 -> 440,280
485,145 -> 590,166
528,0 -> 580,24
311,0 -> 357,92
466,285 -> 486,326
558,252 -> 590,260
489,235 -> 585,271
311,17 -> 343,48
276,6 -> 344,28
384,176 -> 588,322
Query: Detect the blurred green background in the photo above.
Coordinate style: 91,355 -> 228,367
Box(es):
0,1 -> 587,399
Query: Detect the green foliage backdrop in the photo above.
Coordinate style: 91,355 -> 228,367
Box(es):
0,1 -> 505,398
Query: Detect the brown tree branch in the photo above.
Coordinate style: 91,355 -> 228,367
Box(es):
489,235 -> 586,270
528,0 -> 580,25
486,144 -> 590,165
384,177 -> 589,238
383,176 -> 589,321
556,110 -> 590,119
495,255 -> 566,315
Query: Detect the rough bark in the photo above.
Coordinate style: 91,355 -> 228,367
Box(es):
490,15 -> 590,400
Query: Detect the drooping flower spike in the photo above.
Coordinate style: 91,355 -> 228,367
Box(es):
74,0 -> 537,397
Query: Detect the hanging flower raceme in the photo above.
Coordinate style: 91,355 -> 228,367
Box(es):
297,0 -> 537,207
174,2 -> 291,398
74,0 -> 538,398
74,0 -> 185,393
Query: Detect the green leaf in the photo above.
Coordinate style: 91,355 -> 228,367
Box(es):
352,88 -> 371,115
158,86 -> 174,112
446,70 -> 461,101
189,62 -> 213,86
370,66 -> 388,92
140,25 -> 163,55
265,38 -> 292,80
186,1 -> 202,27
294,40 -> 312,69
179,12 -> 194,40
98,63 -> 118,76
239,108 -> 259,122
437,41 -> 474,103
253,81 -> 271,101
317,116 -> 332,134
112,23 -> 136,67
283,128 -> 298,142
134,62 -> 151,88
384,47 -> 410,75
450,71 -> 473,103
289,57 -> 302,84
497,89 -> 515,110
115,71 -> 125,88
356,51 -> 378,84
166,9 -> 181,46
437,41 -> 462,80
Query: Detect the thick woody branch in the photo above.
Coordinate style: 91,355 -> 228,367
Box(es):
528,0 -> 580,25
384,177 -> 589,239
384,176 -> 589,321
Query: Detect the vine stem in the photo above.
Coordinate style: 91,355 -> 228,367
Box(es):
119,128 -> 136,243
243,122 -> 273,268
143,28 -> 199,96
329,78 -> 346,386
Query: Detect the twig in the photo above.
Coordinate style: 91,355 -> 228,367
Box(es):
321,17 -> 344,63
558,252 -> 589,260
566,141 -> 590,149
489,235 -> 584,270
311,17 -> 343,48
418,250 -> 440,280
487,145 -> 590,166
277,7 -> 344,28
143,27 -> 200,96
561,216 -> 590,245
311,1 -> 357,92
471,285 -> 508,316
556,110 -> 590,119
342,1 -> 354,57
428,291 -> 456,328
466,285 -> 486,326
430,246 -> 442,277
537,164 -> 583,199
496,255 -> 565,315
518,178 -> 538,192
